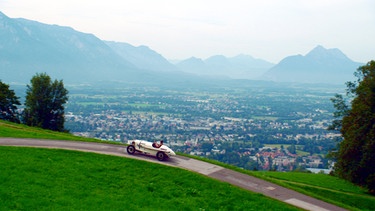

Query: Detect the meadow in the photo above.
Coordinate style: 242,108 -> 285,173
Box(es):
0,120 -> 103,143
1,120 -> 374,210
0,146 -> 300,210
251,171 -> 375,211
183,155 -> 375,211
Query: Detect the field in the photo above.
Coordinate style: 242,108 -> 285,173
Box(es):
0,147 -> 300,210
264,144 -> 310,156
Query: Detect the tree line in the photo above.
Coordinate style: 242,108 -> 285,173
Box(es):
0,73 -> 68,132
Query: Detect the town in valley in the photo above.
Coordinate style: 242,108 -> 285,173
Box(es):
63,81 -> 342,173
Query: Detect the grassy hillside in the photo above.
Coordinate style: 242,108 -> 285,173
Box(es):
0,120 -> 300,210
0,147 -> 300,210
251,171 -> 375,211
187,156 -> 375,211
1,120 -> 374,210
0,120 -> 103,142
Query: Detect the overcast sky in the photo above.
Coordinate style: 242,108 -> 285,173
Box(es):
1,0 -> 374,63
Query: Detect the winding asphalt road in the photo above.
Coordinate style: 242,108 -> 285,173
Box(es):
0,138 -> 347,211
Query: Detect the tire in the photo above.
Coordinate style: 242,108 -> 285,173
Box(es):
127,145 -> 136,154
156,151 -> 166,161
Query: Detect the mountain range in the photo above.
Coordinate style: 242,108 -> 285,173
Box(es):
0,11 -> 364,85
176,54 -> 274,79
104,41 -> 178,72
261,45 -> 363,84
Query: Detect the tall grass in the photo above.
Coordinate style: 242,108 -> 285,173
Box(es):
0,147 -> 300,210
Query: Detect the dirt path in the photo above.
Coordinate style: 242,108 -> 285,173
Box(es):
0,138 -> 347,211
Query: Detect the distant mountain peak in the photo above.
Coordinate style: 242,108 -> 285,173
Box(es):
306,45 -> 350,61
0,11 -> 6,17
186,56 -> 204,62
232,54 -> 255,60
105,41 -> 178,72
262,45 -> 363,84
176,54 -> 274,79
0,11 -> 13,28
311,44 -> 326,50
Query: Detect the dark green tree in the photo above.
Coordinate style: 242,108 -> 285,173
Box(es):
328,94 -> 350,132
330,61 -> 375,193
287,144 -> 296,154
23,73 -> 68,132
0,81 -> 21,123
201,142 -> 214,153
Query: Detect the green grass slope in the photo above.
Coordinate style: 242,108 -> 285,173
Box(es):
0,120 -> 100,142
185,156 -> 375,211
0,120 -> 300,210
1,120 -> 374,210
0,147 -> 300,210
251,171 -> 375,211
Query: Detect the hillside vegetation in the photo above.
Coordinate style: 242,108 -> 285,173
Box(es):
251,171 -> 375,211
1,120 -> 374,210
0,147 -> 301,210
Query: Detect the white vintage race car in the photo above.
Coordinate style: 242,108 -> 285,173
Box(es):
126,140 -> 176,161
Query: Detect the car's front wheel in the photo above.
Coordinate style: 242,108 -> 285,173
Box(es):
127,145 -> 136,154
156,151 -> 166,161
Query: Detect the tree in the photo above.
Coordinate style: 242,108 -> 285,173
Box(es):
287,144 -> 296,154
330,61 -> 375,193
23,73 -> 68,132
328,94 -> 350,132
0,81 -> 21,123
201,142 -> 214,152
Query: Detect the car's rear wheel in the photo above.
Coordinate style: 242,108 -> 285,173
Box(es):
127,145 -> 136,154
156,151 -> 166,161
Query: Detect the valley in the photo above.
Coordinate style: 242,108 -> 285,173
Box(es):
64,82 -> 343,172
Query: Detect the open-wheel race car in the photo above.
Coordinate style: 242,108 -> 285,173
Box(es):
126,140 -> 176,161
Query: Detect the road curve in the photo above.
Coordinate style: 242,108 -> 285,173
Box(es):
0,138 -> 347,211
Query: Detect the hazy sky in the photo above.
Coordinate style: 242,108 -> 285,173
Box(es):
1,0 -> 374,63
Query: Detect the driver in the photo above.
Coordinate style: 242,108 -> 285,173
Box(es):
152,140 -> 163,148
